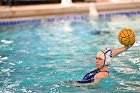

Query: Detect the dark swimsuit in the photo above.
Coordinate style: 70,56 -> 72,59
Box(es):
77,68 -> 109,83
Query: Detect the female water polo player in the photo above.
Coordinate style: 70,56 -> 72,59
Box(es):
70,45 -> 133,86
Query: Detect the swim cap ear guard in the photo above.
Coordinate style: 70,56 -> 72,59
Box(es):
101,48 -> 112,67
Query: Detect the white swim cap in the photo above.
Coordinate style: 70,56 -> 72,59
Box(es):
96,48 -> 112,67
96,51 -> 104,60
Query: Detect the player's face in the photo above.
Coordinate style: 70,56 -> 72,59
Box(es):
96,56 -> 104,69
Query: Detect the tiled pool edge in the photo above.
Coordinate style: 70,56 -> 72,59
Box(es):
0,10 -> 140,26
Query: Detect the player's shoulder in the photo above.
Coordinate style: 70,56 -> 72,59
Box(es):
95,72 -> 109,79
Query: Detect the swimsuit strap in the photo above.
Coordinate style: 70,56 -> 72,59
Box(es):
99,70 -> 109,73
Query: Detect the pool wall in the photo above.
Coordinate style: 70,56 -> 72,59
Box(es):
0,1 -> 140,19
0,9 -> 140,26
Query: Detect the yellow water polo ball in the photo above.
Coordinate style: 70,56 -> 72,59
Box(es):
118,28 -> 135,46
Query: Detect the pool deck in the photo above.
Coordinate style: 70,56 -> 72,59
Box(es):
0,1 -> 140,20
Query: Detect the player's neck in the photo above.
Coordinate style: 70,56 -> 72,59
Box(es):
99,66 -> 108,71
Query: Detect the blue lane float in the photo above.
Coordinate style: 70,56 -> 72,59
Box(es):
0,19 -> 41,26
47,15 -> 87,23
99,10 -> 140,18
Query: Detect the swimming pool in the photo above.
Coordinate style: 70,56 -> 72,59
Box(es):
0,12 -> 140,93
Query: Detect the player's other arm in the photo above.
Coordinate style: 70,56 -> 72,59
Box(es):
112,45 -> 132,57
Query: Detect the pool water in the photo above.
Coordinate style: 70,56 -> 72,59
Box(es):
0,14 -> 140,93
